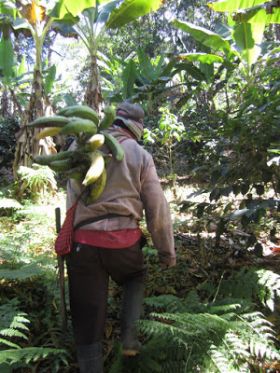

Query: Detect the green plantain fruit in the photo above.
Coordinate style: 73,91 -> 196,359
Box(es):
60,118 -> 97,135
59,105 -> 99,125
33,150 -> 76,166
99,106 -> 115,130
49,159 -> 73,172
27,116 -> 70,128
104,133 -> 124,161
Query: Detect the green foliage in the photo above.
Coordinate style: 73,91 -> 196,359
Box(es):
0,188 -> 60,267
0,36 -> 14,81
0,300 -> 67,371
209,0 -> 267,12
205,52 -> 280,235
17,164 -> 57,201
106,0 -> 163,29
1,2 -> 280,373
173,20 -> 233,57
216,268 -> 280,311
44,64 -> 57,96
0,265 -> 73,371
209,0 -> 280,24
50,0 -> 117,19
139,293 -> 279,371
108,267 -> 280,372
103,48 -> 174,104
157,107 -> 186,144
144,107 -> 186,175
122,59 -> 138,99
0,263 -> 44,280
171,10 -> 280,242
173,14 -> 266,74
232,20 -> 265,69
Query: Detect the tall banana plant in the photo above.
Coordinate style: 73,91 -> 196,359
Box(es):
69,3 -> 122,111
0,1 -> 98,167
50,0 -> 165,111
1,0 -> 99,168
1,0 -> 164,169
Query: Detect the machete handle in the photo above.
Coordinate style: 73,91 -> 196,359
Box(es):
55,207 -> 61,233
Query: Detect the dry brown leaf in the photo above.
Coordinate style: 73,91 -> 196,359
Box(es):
105,322 -> 113,339
21,1 -> 46,25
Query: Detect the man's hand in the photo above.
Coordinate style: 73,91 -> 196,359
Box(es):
158,252 -> 176,270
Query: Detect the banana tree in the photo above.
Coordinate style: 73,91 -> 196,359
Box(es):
49,0 -> 165,111
1,0 -> 164,169
0,0 -> 86,167
100,48 -> 177,115
67,3 -> 122,111
0,1 -> 109,167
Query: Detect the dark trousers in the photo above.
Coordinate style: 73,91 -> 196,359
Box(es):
66,241 -> 146,345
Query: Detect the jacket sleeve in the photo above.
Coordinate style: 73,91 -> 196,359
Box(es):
140,155 -> 176,267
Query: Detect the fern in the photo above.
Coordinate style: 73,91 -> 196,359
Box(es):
256,269 -> 280,311
0,301 -> 67,370
17,164 -> 57,200
208,345 -> 245,373
0,263 -> 44,280
145,294 -> 190,313
207,311 -> 280,372
209,267 -> 280,312
137,287 -> 280,373
0,346 -> 67,365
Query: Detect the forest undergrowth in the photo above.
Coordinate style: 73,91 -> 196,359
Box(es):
0,181 -> 280,372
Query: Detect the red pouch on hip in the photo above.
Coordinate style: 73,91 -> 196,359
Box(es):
55,201 -> 78,256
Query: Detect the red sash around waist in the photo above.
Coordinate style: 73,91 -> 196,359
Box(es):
73,228 -> 142,249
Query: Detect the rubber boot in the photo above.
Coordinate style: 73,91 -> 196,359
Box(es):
121,278 -> 144,357
76,342 -> 103,373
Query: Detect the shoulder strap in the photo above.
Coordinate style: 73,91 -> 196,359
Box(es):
74,213 -> 132,230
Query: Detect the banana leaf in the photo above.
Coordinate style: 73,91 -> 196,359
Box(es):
208,0 -> 266,12
106,0 -> 163,29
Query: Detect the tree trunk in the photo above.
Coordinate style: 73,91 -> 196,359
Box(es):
13,68 -> 45,172
1,88 -> 10,117
28,68 -> 44,122
9,88 -> 23,116
84,54 -> 102,112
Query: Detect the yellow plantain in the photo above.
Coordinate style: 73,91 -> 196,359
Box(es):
88,168 -> 107,203
35,127 -> 62,140
86,133 -> 105,151
82,151 -> 105,186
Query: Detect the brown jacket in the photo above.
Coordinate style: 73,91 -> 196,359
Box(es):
67,127 -> 176,266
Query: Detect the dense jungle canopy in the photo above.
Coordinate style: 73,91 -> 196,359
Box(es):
1,0 -> 280,372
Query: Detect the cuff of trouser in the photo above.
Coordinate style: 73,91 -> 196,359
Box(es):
158,253 -> 176,267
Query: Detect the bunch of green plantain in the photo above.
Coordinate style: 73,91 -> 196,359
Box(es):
28,104 -> 124,203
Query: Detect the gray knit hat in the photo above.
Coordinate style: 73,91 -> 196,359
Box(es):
116,102 -> 145,141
